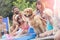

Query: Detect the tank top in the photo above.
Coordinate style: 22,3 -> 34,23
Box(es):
46,20 -> 53,31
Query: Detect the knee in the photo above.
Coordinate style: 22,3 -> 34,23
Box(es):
54,31 -> 60,40
54,35 -> 60,40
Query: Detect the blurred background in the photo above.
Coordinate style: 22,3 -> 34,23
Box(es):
0,0 -> 36,20
0,0 -> 36,25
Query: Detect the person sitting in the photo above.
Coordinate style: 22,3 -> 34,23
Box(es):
10,13 -> 29,37
39,8 -> 53,38
10,6 -> 21,32
12,6 -> 20,29
0,16 -> 7,38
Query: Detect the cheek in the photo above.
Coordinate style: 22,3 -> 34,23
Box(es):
36,5 -> 41,9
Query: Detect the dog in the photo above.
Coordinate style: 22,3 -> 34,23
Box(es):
23,8 -> 46,37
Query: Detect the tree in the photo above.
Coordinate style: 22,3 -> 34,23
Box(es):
13,0 -> 36,11
0,0 -> 13,18
0,0 -> 36,20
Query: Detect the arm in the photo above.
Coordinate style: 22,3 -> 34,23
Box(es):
13,15 -> 17,23
39,30 -> 53,37
11,25 -> 18,33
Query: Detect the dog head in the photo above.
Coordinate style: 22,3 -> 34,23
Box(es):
23,8 -> 34,18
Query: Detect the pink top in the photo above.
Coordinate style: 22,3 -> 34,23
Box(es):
21,23 -> 29,31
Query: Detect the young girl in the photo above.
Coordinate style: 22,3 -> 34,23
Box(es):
39,8 -> 53,37
10,13 -> 29,37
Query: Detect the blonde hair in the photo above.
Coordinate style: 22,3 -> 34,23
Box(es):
43,8 -> 53,17
24,8 -> 33,15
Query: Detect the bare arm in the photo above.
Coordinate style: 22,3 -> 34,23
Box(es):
11,25 -> 18,33
39,30 -> 53,37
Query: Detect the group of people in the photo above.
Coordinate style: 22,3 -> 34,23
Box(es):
0,0 -> 60,40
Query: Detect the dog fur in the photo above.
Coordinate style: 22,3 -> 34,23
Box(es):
23,8 -> 46,37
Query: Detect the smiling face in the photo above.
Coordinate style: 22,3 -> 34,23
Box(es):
36,0 -> 44,12
13,7 -> 20,14
36,1 -> 42,10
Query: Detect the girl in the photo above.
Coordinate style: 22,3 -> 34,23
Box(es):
10,14 -> 29,37
39,8 -> 53,37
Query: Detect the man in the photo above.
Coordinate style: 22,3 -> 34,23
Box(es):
10,6 -> 20,32
12,6 -> 20,25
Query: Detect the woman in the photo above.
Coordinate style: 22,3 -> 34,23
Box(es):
35,0 -> 54,38
35,0 -> 46,33
39,8 -> 53,37
35,0 -> 44,16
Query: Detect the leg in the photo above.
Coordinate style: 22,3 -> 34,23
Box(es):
54,30 -> 60,40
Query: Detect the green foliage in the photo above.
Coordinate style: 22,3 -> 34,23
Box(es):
13,0 -> 36,11
0,0 -> 36,20
0,0 -> 13,18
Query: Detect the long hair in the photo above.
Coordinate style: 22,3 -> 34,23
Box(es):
17,14 -> 24,26
36,0 -> 44,13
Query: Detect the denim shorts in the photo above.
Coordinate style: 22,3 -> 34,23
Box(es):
1,32 -> 4,35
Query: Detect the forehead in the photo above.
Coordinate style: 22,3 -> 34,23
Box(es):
37,1 -> 41,4
14,8 -> 19,10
